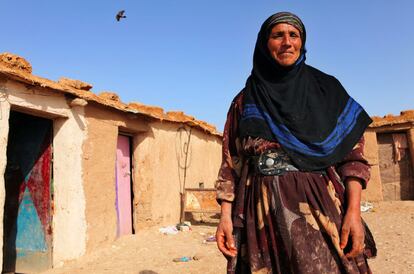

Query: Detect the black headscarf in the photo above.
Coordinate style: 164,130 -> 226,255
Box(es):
239,12 -> 372,171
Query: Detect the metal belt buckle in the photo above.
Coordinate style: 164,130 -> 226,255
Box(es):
257,149 -> 285,176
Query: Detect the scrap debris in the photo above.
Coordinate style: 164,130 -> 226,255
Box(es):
158,226 -> 178,235
361,201 -> 374,213
159,221 -> 192,235
173,254 -> 202,263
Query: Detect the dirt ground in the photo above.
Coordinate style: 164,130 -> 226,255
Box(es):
42,201 -> 414,274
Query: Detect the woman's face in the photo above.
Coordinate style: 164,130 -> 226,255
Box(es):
267,23 -> 302,67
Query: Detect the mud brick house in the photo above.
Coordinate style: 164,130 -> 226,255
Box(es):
0,53 -> 222,272
363,111 -> 414,202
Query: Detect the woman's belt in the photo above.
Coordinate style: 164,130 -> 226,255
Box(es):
250,148 -> 327,176
250,148 -> 298,176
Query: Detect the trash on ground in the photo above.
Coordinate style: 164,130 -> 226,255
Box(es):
159,225 -> 179,235
361,201 -> 374,213
203,235 -> 216,244
179,225 -> 191,232
192,254 -> 202,261
206,235 -> 216,242
173,256 -> 192,262
173,255 -> 202,262
176,222 -> 192,232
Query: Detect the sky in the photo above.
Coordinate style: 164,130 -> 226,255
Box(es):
3,0 -> 414,131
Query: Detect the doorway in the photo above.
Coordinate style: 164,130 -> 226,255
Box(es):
115,134 -> 134,236
378,132 -> 414,200
3,111 -> 53,272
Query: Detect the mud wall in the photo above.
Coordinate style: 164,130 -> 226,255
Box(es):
133,122 -> 222,230
83,104 -> 149,251
0,78 -> 11,269
52,106 -> 87,265
83,105 -> 222,247
82,114 -> 118,251
362,130 -> 384,201
1,78 -> 223,260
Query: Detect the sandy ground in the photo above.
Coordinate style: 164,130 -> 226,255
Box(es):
361,201 -> 414,274
42,201 -> 414,274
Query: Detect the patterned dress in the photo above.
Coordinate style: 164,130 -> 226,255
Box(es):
216,93 -> 376,274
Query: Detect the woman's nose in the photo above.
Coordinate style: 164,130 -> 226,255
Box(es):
282,35 -> 292,46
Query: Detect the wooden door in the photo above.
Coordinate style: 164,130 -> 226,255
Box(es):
115,135 -> 133,236
378,133 -> 414,200
3,111 -> 53,272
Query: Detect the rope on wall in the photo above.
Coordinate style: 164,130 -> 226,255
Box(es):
175,125 -> 192,222
175,125 -> 193,194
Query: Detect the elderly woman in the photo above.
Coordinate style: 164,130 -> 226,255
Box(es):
215,12 -> 376,274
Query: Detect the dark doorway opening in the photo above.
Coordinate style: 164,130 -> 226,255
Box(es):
3,111 -> 53,273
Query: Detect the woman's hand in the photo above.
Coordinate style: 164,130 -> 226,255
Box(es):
340,210 -> 365,258
216,201 -> 237,258
340,178 -> 365,258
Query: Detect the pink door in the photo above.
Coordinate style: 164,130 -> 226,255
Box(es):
116,135 -> 133,236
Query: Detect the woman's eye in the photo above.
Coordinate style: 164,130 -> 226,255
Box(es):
270,33 -> 283,39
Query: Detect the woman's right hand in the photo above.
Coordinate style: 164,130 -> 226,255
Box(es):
216,201 -> 237,257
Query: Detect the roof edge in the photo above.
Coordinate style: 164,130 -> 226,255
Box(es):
0,53 -> 221,137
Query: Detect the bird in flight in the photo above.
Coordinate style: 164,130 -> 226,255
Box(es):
116,10 -> 126,21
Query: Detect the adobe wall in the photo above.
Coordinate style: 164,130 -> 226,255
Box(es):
0,78 -> 87,267
0,78 -> 11,268
83,104 -> 222,245
82,104 -> 149,251
0,79 -> 223,263
185,128 -> 223,189
52,107 -> 87,266
133,121 -> 222,230
362,130 -> 383,201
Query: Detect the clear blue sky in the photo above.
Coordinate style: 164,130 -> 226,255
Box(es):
3,1 -> 414,130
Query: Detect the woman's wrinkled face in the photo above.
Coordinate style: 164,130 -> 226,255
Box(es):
267,23 -> 302,67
